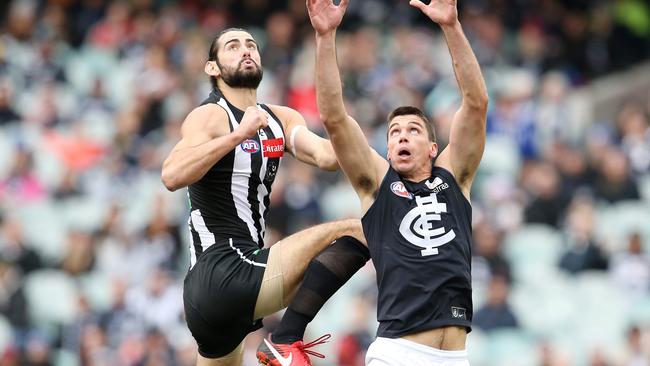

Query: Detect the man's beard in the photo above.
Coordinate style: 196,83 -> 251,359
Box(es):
217,59 -> 263,89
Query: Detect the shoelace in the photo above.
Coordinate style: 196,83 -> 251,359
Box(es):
296,334 -> 331,359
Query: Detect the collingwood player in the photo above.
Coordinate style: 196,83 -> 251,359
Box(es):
161,28 -> 368,366
302,0 -> 487,364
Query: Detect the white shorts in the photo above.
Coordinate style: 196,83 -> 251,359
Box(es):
365,337 -> 470,366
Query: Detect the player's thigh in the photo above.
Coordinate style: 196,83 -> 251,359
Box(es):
195,340 -> 244,366
257,219 -> 363,311
253,243 -> 285,319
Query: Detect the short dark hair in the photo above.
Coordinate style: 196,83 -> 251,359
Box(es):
387,106 -> 436,142
207,27 -> 249,89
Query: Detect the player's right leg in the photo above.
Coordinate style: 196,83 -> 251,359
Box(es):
254,218 -> 365,314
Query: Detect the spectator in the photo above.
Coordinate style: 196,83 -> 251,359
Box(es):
550,142 -> 597,195
21,331 -> 52,366
0,80 -> 21,124
337,295 -> 374,366
613,326 -> 650,366
59,230 -> 95,276
0,148 -> 46,205
473,274 -> 519,332
594,147 -> 641,203
522,161 -> 570,227
616,102 -> 650,175
559,196 -> 609,274
610,232 -> 650,299
472,219 -> 511,287
0,216 -> 43,275
0,260 -> 28,330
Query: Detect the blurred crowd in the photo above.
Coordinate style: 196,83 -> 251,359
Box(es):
0,0 -> 649,365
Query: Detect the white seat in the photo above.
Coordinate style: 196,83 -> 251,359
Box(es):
319,182 -> 362,221
24,270 -> 78,326
628,295 -> 650,324
16,200 -> 67,262
510,272 -> 574,338
503,224 -> 563,284
569,272 -> 627,349
53,349 -> 79,366
639,173 -> 650,203
467,329 -> 488,364
79,272 -> 113,312
594,201 -> 650,252
0,129 -> 14,177
478,135 -> 521,179
485,329 -> 538,366
0,315 -> 12,356
56,197 -> 108,232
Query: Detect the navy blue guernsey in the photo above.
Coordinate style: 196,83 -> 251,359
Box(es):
186,89 -> 285,268
362,164 -> 473,338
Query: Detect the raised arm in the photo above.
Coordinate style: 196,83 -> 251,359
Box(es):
268,104 -> 338,171
410,0 -> 488,196
161,104 -> 268,191
308,0 -> 388,203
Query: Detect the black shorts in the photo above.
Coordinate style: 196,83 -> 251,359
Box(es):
183,238 -> 270,358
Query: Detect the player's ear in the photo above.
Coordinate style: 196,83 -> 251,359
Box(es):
205,60 -> 220,78
429,142 -> 438,160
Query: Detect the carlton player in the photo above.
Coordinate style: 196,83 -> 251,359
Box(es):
306,0 -> 488,364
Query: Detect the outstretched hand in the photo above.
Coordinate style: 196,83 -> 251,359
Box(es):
307,0 -> 349,35
409,0 -> 458,26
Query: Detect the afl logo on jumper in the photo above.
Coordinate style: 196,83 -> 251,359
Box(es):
390,182 -> 412,199
399,193 -> 456,256
241,139 -> 260,153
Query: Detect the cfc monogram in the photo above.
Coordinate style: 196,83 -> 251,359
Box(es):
399,193 -> 456,256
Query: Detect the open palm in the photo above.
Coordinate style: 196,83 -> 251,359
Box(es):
409,0 -> 457,26
307,0 -> 349,35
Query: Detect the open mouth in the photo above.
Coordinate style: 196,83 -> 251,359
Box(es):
398,149 -> 411,157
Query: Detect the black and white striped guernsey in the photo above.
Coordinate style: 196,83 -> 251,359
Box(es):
187,89 -> 285,268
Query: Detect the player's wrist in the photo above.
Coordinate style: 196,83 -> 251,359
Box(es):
315,29 -> 337,39
439,19 -> 461,32
231,127 -> 250,143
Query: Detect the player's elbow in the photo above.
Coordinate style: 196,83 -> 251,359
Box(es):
464,92 -> 489,113
318,155 -> 339,171
161,173 -> 177,192
320,112 -> 348,128
161,167 -> 182,192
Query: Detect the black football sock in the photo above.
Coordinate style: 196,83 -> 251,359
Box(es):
271,236 -> 370,344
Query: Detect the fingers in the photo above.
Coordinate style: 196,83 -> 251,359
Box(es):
409,0 -> 427,11
339,0 -> 350,12
259,108 -> 270,120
